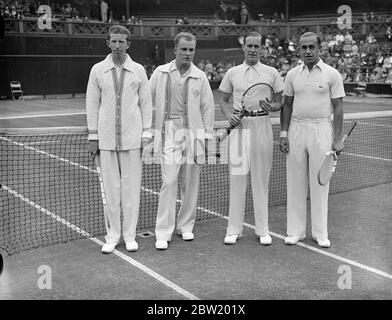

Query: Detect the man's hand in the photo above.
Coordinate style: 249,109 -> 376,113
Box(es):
259,98 -> 279,112
88,140 -> 99,159
332,138 -> 344,155
229,109 -> 242,127
279,137 -> 289,154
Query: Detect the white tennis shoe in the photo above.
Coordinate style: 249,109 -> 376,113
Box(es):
101,241 -> 119,254
155,240 -> 168,250
177,231 -> 194,241
224,234 -> 242,245
313,238 -> 330,248
284,235 -> 306,245
259,234 -> 272,245
125,240 -> 138,252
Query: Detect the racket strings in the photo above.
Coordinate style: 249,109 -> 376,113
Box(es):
242,84 -> 273,112
318,153 -> 336,186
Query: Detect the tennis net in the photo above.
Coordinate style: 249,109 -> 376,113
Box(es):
1,111 -> 391,255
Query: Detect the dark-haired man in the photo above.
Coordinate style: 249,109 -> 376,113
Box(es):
219,31 -> 284,246
280,32 -> 345,248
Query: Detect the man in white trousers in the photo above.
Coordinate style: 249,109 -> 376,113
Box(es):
150,32 -> 215,250
280,32 -> 345,248
86,25 -> 153,254
219,31 -> 284,246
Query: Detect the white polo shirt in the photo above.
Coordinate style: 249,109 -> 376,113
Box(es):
283,59 -> 345,119
219,61 -> 285,111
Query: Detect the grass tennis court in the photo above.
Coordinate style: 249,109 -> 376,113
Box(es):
0,95 -> 391,300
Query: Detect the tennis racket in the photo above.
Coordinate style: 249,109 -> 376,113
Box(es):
219,83 -> 274,142
95,157 -> 110,230
215,82 -> 274,158
317,122 -> 357,186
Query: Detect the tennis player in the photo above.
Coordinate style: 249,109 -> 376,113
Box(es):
280,32 -> 345,248
86,25 -> 153,254
219,31 -> 284,245
149,32 -> 215,250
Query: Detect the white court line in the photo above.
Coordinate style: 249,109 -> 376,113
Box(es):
0,112 -> 86,120
343,151 -> 392,162
3,136 -> 392,283
1,184 -> 200,300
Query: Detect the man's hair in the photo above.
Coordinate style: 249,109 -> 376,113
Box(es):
173,32 -> 197,48
243,31 -> 262,45
108,25 -> 131,42
299,32 -> 321,46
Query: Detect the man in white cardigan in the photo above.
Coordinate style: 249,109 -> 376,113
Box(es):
149,32 -> 215,250
86,25 -> 153,254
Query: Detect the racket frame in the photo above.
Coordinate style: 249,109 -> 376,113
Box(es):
317,121 -> 357,186
95,156 -> 110,230
218,82 -> 275,143
317,151 -> 338,186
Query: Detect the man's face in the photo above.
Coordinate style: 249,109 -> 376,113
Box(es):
107,33 -> 130,57
243,36 -> 261,66
299,35 -> 320,66
175,38 -> 196,67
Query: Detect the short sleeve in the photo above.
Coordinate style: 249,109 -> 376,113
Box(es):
272,69 -> 285,93
283,69 -> 294,97
330,69 -> 346,99
218,69 -> 233,94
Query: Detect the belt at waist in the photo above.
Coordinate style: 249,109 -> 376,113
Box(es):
167,114 -> 185,119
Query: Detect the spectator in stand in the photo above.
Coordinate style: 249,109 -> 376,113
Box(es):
335,31 -> 344,45
344,31 -> 353,43
240,1 -> 248,24
321,38 -> 329,55
204,59 -> 214,77
384,53 -> 392,71
386,27 -> 392,42
197,59 -> 205,71
385,70 -> 392,84
65,3 -> 72,16
352,41 -> 359,55
366,32 -> 376,44
369,69 -> 382,82
100,0 -> 108,22
288,41 -> 296,55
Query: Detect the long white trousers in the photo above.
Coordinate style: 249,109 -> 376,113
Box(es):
100,149 -> 142,244
286,118 -> 333,240
226,116 -> 273,237
155,119 -> 200,241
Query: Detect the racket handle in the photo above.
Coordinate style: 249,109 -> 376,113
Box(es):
219,113 -> 245,142
342,122 -> 357,142
218,127 -> 232,142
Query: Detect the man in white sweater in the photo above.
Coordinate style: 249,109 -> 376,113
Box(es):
86,25 -> 153,254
